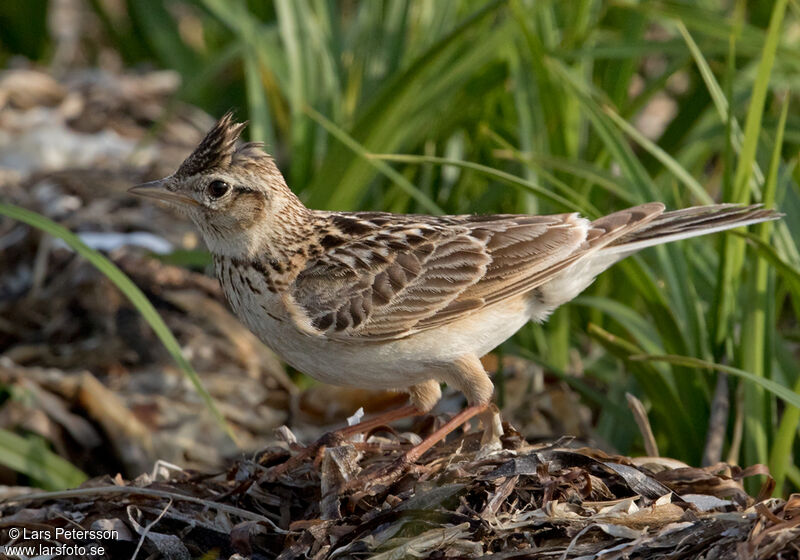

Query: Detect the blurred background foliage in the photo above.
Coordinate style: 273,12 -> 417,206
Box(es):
1,0 -> 798,494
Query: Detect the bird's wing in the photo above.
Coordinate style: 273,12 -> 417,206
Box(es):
289,205 -> 664,341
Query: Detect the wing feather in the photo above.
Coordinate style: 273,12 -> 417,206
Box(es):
289,206 -> 666,341
290,211 -> 587,341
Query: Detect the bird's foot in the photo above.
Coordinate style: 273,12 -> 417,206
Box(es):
342,403 -> 492,495
262,404 -> 422,481
339,454 -> 416,496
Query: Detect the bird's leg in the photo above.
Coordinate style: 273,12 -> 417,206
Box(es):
263,405 -> 421,479
355,355 -> 495,488
264,380 -> 442,479
311,380 -> 442,454
316,378 -> 442,448
400,402 -> 489,464
345,403 -> 491,493
402,355 -> 494,464
322,404 -> 422,443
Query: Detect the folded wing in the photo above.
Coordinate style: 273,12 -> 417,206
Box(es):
291,211 -> 604,341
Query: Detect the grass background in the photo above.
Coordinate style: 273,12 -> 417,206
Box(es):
1,0 -> 799,495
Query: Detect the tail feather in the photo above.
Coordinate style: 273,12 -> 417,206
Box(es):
532,203 -> 781,315
599,203 -> 781,257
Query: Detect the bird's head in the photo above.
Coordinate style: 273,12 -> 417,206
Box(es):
130,112 -> 309,259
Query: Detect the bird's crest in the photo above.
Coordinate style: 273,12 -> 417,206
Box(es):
176,112 -> 247,177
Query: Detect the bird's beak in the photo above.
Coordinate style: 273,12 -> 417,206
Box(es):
128,180 -> 199,207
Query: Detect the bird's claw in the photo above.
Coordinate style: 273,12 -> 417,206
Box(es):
317,431 -> 346,448
346,455 -> 415,495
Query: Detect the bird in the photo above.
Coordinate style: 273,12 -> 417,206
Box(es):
130,112 -> 780,472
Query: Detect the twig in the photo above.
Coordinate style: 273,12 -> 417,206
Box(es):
129,498 -> 173,560
728,383 -> 745,464
626,393 -> 659,457
703,373 -> 730,466
0,485 -> 287,533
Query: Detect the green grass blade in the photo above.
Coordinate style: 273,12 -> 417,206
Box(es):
575,296 -> 663,355
772,373 -> 800,495
742,95 -> 789,380
305,0 -> 507,210
732,0 -> 787,202
602,105 -> 713,205
545,59 -> 660,203
678,24 -> 741,144
631,355 -> 800,410
479,129 -> 604,213
627,1 -> 799,63
0,203 -> 238,446
369,153 -> 585,212
676,21 -> 765,188
733,231 -> 800,289
0,428 -> 86,491
496,151 -> 639,205
304,107 -> 443,213
728,0 -> 786,473
243,48 -> 275,147
588,324 -> 699,459
761,96 -> 794,493
708,16 -> 742,354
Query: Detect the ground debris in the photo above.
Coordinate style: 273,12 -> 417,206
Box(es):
1,425 -> 795,559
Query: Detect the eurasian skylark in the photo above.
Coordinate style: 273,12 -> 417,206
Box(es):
130,113 -> 780,467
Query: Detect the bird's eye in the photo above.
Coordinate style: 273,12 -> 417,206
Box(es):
207,180 -> 230,199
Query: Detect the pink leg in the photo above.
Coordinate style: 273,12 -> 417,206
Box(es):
345,403 -> 490,492
265,404 -> 422,478
332,405 -> 422,440
400,356 -> 494,464
401,403 -> 488,464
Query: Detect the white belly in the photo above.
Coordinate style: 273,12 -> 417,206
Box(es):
224,267 -> 537,390
264,303 -> 533,389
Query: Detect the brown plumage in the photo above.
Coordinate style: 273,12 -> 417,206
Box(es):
130,113 -> 781,469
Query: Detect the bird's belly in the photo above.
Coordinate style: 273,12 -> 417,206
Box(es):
218,257 -> 544,389
236,293 -> 539,390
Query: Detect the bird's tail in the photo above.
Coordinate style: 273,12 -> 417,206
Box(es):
598,203 -> 781,258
